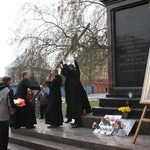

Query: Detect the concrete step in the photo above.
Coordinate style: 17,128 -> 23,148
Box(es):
81,115 -> 150,135
8,143 -> 34,150
99,97 -> 143,108
10,127 -> 101,150
92,107 -> 150,119
9,119 -> 150,150
106,94 -> 141,98
94,97 -> 150,119
9,133 -> 87,150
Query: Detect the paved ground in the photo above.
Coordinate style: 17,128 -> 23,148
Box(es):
9,92 -> 106,150
9,93 -> 150,149
9,119 -> 150,150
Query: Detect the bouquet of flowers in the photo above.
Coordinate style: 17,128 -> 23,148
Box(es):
92,116 -> 126,130
92,115 -> 126,135
92,122 -> 100,129
112,119 -> 126,129
101,116 -> 115,126
118,106 -> 131,118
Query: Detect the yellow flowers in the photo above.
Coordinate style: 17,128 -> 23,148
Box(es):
118,106 -> 131,118
118,106 -> 131,113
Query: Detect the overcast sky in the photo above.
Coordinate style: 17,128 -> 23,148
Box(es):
0,0 -> 58,77
0,1 -> 27,77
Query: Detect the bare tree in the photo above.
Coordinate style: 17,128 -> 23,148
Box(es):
7,44 -> 50,85
10,0 -> 108,85
56,0 -> 108,84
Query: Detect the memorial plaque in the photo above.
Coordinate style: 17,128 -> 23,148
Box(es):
114,3 -> 150,87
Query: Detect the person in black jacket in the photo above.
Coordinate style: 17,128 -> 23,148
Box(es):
61,55 -> 91,128
45,68 -> 63,128
14,71 -> 43,129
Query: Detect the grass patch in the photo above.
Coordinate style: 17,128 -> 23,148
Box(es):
62,102 -> 67,118
36,99 -> 99,118
89,99 -> 99,108
36,113 -> 40,119
62,99 -> 99,117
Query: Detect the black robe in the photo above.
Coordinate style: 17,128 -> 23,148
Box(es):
14,78 -> 40,128
74,60 -> 92,114
61,62 -> 82,124
45,75 -> 63,126
61,60 -> 92,122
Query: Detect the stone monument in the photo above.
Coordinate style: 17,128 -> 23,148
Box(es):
100,0 -> 150,96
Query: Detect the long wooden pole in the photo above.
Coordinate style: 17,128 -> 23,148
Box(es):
32,23 -> 90,101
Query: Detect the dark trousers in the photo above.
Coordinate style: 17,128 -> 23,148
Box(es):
66,104 -> 72,120
0,121 -> 9,150
40,104 -> 47,119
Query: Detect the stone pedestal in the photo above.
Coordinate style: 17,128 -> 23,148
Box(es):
100,0 -> 150,95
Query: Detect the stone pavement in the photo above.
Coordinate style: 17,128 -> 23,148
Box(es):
8,143 -> 34,150
8,93 -> 150,149
9,118 -> 150,150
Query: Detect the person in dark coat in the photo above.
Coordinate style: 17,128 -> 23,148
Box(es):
45,68 -> 63,128
74,60 -> 92,114
38,88 -> 48,119
61,58 -> 83,128
14,71 -> 43,129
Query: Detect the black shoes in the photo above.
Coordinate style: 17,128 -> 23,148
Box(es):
26,126 -> 36,129
71,122 -> 75,125
47,125 -> 57,128
47,122 -> 63,128
14,126 -> 20,129
72,124 -> 83,128
65,119 -> 72,123
58,123 -> 63,126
